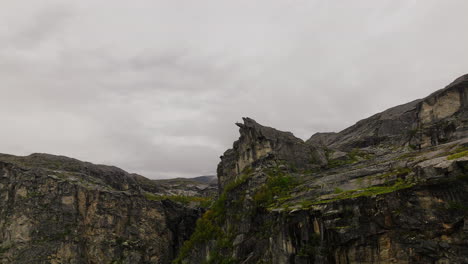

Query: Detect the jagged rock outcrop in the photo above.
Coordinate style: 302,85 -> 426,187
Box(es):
176,75 -> 468,264
0,154 -> 208,264
217,117 -> 327,189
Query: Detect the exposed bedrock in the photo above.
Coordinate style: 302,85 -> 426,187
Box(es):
0,155 -> 205,264
178,74 -> 468,264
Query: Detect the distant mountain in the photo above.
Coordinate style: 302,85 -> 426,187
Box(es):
190,175 -> 217,184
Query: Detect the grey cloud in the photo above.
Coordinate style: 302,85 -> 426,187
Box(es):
10,6 -> 72,49
0,1 -> 468,178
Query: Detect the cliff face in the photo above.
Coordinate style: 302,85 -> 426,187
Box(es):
0,154 -> 207,264
176,75 -> 468,264
308,74 -> 468,151
3,75 -> 468,264
217,118 -> 327,190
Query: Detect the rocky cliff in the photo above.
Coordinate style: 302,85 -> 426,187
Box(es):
217,117 -> 327,190
2,75 -> 468,264
0,153 -> 211,264
175,75 -> 468,264
308,74 -> 468,150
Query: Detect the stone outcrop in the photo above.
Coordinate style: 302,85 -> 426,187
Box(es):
0,154 -> 206,264
217,117 -> 327,189
307,74 -> 468,151
177,75 -> 468,264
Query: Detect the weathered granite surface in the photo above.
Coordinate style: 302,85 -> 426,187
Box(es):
218,117 -> 327,190
177,75 -> 468,264
307,74 -> 468,151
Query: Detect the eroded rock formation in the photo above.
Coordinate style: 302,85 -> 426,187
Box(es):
2,74 -> 468,264
218,117 -> 327,189
307,74 -> 468,151
176,75 -> 468,264
0,154 -> 206,264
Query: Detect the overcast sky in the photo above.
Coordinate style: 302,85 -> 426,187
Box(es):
1,1 -> 467,178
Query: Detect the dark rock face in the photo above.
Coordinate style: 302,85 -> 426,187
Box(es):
178,75 -> 468,264
0,154 -> 204,264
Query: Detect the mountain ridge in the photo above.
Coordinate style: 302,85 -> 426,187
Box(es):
176,74 -> 468,264
1,74 -> 468,263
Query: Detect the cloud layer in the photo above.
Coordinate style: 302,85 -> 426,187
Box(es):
1,0 -> 468,178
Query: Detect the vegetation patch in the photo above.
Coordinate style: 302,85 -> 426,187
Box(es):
378,167 -> 412,179
327,149 -> 374,169
0,243 -> 13,255
253,167 -> 298,208
333,187 -> 344,194
26,191 -> 43,199
300,178 -> 414,208
224,169 -> 252,193
173,198 -> 227,263
431,146 -> 468,160
447,149 -> 468,160
396,151 -> 427,161
173,170 -> 254,263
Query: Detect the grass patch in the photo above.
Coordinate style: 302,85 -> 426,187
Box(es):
333,187 -> 344,194
253,167 -> 298,208
378,167 -> 412,179
396,151 -> 425,161
224,172 -> 251,193
447,150 -> 468,160
301,178 -> 414,208
432,146 -> 468,160
327,149 -> 374,169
